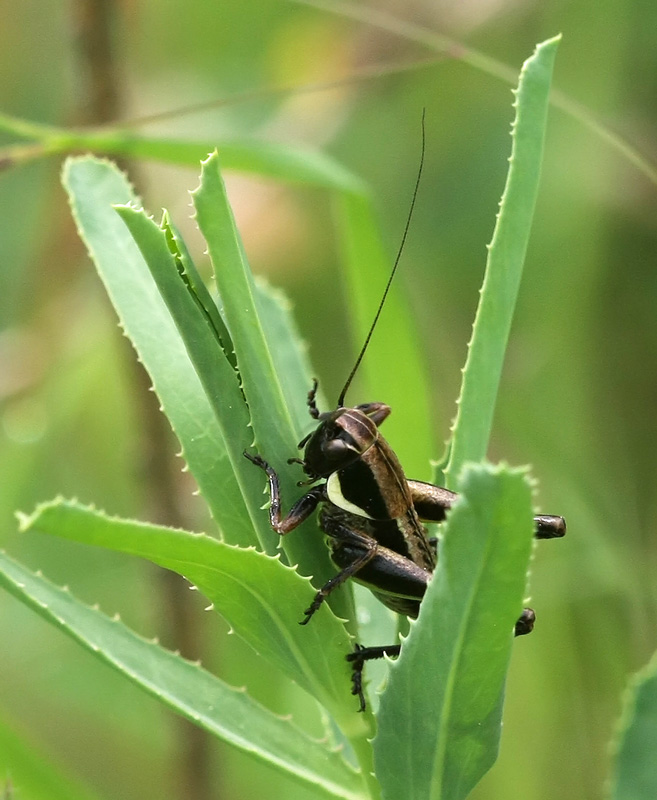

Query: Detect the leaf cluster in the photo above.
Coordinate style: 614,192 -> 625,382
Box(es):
7,36 -> 642,800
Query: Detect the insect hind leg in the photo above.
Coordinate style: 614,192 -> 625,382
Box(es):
346,642 -> 401,712
347,607 -> 537,711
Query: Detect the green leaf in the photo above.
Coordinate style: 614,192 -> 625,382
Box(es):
609,650 -> 657,800
162,212 -> 237,371
373,464 -> 535,800
62,156 -> 378,788
0,551 -> 366,800
253,277 -> 319,431
112,203 -> 278,553
191,152 -> 350,615
444,36 -> 560,486
17,499 -> 361,720
191,153 -> 300,442
61,157 -> 256,547
0,111 -> 366,192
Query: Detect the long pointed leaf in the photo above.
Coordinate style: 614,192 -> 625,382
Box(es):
192,153 -> 350,614
114,204 -> 278,553
17,499 -> 373,744
444,36 -> 560,485
62,157 -> 254,545
0,551 -> 366,800
374,464 -> 535,800
253,278 -> 319,429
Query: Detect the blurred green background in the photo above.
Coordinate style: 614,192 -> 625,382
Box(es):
1,1 -> 656,798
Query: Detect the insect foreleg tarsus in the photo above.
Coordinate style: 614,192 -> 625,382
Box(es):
244,451 -> 381,623
307,378 -> 320,420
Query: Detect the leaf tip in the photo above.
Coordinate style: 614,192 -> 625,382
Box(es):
15,510 -> 32,532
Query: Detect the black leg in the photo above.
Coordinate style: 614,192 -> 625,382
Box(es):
301,523 -> 379,624
346,642 -> 402,712
533,515 -> 566,539
307,379 -> 320,419
347,607 -> 537,711
407,480 -> 567,540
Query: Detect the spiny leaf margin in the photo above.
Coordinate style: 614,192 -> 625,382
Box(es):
374,463 -> 535,800
0,550 -> 366,800
443,35 -> 560,486
16,497 -> 368,737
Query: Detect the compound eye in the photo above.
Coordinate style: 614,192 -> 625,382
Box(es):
322,438 -> 350,460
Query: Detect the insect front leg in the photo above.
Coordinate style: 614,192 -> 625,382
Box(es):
533,514 -> 567,539
244,452 -> 325,534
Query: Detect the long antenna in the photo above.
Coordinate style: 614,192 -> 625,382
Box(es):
337,108 -> 426,408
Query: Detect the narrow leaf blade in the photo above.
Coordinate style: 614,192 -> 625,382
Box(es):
114,204 -> 277,552
253,278 -> 318,429
61,157 -> 253,545
0,551 -> 366,800
445,36 -> 560,484
374,464 -> 535,800
192,153 -> 348,612
17,499 -> 369,736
